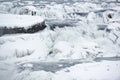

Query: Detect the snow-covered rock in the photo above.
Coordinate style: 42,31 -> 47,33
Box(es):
17,6 -> 38,15
0,14 -> 46,36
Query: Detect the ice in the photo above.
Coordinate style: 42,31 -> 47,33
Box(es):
0,2 -> 14,13
0,1 -> 120,80
0,30 -> 51,60
12,61 -> 120,80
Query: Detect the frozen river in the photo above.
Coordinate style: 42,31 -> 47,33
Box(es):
0,0 -> 120,80
18,57 -> 120,73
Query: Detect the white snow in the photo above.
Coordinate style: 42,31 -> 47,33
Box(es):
0,30 -> 51,60
12,61 -> 120,80
0,1 -> 120,80
23,6 -> 38,12
0,14 -> 44,29
54,61 -> 120,80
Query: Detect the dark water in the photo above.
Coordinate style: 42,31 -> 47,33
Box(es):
94,57 -> 120,62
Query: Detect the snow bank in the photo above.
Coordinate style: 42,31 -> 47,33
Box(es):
54,61 -> 120,80
0,30 -> 51,60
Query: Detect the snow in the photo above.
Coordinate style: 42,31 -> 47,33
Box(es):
23,6 -> 38,11
0,1 -> 120,80
55,61 -> 120,80
0,30 -> 50,60
12,61 -> 120,80
0,2 -> 14,10
0,14 -> 44,29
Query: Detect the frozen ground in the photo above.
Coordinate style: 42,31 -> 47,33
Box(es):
0,0 -> 120,80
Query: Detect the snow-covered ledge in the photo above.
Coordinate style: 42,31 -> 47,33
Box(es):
0,14 -> 46,36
